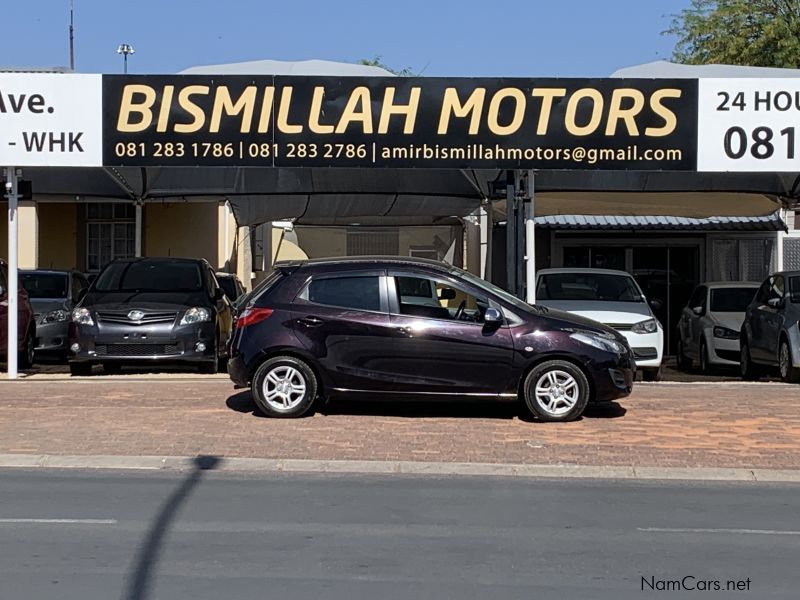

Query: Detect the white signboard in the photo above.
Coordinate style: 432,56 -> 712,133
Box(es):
0,73 -> 102,167
698,78 -> 800,172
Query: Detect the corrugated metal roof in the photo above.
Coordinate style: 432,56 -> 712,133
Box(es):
0,67 -> 72,73
534,213 -> 787,231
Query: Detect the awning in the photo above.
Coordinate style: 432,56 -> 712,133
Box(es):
534,212 -> 788,231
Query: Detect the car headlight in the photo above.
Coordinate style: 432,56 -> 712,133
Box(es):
43,309 -> 69,323
71,307 -> 94,326
180,307 -> 211,325
713,326 -> 739,340
631,318 -> 658,334
570,332 -> 626,354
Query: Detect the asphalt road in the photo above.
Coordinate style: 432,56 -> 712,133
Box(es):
0,468 -> 798,600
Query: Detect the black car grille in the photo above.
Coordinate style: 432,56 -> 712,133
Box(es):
95,343 -> 180,357
97,311 -> 177,325
607,323 -> 633,331
715,349 -> 741,362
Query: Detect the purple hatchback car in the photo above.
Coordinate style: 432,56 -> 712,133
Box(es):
228,257 -> 634,422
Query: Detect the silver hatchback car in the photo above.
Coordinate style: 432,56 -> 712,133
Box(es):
740,271 -> 800,383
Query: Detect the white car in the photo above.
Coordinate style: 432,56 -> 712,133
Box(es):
536,268 -> 664,381
676,281 -> 759,372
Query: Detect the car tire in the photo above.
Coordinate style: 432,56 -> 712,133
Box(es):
69,362 -> 92,376
642,367 -> 662,382
699,339 -> 710,374
676,338 -> 692,370
523,360 -> 590,422
102,363 -> 122,375
740,340 -> 761,381
18,328 -> 35,369
779,338 -> 800,384
251,356 -> 318,418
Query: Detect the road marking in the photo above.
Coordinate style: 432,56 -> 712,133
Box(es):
0,518 -> 117,524
638,527 -> 800,536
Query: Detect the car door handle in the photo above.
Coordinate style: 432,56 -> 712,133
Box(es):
296,316 -> 324,327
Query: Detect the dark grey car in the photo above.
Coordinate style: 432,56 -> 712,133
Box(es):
20,269 -> 90,360
740,271 -> 800,383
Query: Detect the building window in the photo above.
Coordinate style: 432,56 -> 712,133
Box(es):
346,228 -> 399,256
711,238 -> 774,282
408,246 -> 440,261
86,203 -> 135,272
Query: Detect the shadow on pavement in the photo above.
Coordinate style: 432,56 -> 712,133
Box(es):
226,390 -> 626,421
121,455 -> 220,600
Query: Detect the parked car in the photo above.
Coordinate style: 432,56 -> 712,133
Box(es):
69,257 -> 233,375
0,260 -> 36,368
740,271 -> 800,383
227,256 -> 635,422
215,272 -> 245,305
20,269 -> 90,360
535,268 -> 664,381
676,282 -> 759,372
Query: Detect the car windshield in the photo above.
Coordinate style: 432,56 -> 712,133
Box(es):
710,287 -> 756,312
536,272 -> 643,302
790,276 -> 800,303
94,261 -> 203,292
20,273 -> 69,298
456,268 -> 537,313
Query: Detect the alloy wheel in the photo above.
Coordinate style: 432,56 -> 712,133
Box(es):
262,365 -> 307,412
533,370 -> 579,417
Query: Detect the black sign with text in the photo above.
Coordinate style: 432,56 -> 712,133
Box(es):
102,75 -> 698,170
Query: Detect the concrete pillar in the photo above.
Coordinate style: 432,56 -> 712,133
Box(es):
236,225 -> 253,291
464,211 -> 481,276
217,201 -> 236,271
18,200 -> 38,268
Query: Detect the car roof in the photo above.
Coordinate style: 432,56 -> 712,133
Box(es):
111,256 -> 208,265
276,255 -> 454,272
699,281 -> 761,289
536,268 -> 633,277
20,269 -> 75,275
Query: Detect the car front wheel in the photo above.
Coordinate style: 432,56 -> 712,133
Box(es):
18,328 -> 35,369
523,360 -> 590,422
252,356 -> 318,418
740,340 -> 761,381
779,339 -> 800,383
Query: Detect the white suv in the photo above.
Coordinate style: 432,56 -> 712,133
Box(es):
535,268 -> 664,381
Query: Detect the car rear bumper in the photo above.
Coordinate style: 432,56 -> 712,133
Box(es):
227,353 -> 249,387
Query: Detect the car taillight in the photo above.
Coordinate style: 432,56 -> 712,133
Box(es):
235,307 -> 274,328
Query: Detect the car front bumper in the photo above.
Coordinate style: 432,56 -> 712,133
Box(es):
34,320 -> 70,353
618,328 -> 663,369
707,335 -> 741,366
69,321 -> 217,363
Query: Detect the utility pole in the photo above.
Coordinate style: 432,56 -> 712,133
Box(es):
69,0 -> 75,70
117,43 -> 135,74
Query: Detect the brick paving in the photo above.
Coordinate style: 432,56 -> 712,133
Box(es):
0,378 -> 799,469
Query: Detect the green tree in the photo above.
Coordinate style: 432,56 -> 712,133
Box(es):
667,0 -> 800,67
358,56 -> 416,76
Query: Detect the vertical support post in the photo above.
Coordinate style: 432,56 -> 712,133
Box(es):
525,170 -> 536,304
505,170 -> 516,296
5,167 -> 19,379
134,200 -> 143,257
515,171 -> 525,299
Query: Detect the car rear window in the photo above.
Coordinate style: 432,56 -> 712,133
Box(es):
306,276 -> 381,312
20,273 -> 69,298
94,261 -> 203,292
537,273 -> 643,302
710,287 -> 756,312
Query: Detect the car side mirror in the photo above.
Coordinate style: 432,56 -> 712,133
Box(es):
484,307 -> 503,325
692,305 -> 704,316
648,297 -> 664,311
767,297 -> 783,309
438,288 -> 456,301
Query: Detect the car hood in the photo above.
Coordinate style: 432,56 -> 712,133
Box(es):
82,291 -> 209,311
530,306 -> 627,341
29,298 -> 70,314
709,312 -> 745,331
537,300 -> 652,325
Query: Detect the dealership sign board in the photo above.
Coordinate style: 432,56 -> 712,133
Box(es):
2,73 -> 800,171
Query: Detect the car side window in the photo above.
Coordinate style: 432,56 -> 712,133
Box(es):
392,274 -> 489,324
771,276 -> 785,300
303,275 -> 382,312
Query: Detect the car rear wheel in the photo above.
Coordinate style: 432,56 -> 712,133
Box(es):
69,363 -> 92,376
252,356 -> 317,418
779,339 -> 800,383
676,338 -> 691,370
740,340 -> 761,381
523,360 -> 590,422
18,328 -> 35,369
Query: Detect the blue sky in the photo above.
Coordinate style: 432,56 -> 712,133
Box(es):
2,0 -> 690,76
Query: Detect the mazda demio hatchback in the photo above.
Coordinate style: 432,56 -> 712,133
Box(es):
228,257 -> 635,422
